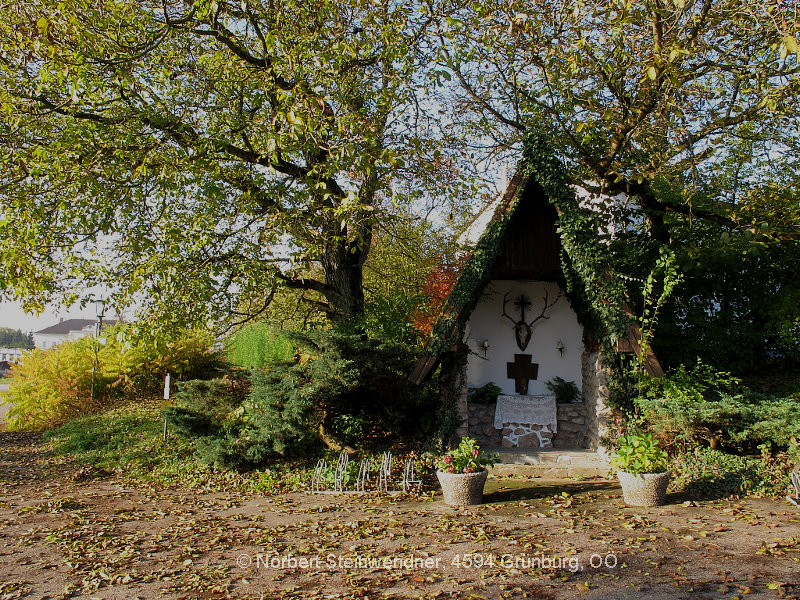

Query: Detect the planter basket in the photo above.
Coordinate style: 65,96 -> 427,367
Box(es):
617,470 -> 671,507
436,469 -> 489,506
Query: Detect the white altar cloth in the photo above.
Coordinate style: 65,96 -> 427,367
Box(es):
494,395 -> 557,433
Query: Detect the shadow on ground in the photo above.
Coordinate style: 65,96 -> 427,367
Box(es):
483,478 -> 619,503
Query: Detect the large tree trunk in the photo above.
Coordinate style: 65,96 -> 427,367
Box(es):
320,222 -> 372,320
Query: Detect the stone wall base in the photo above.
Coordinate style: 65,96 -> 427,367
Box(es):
467,402 -> 590,449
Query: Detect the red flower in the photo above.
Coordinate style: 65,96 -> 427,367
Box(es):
443,455 -> 452,465
464,466 -> 476,473
472,449 -> 479,457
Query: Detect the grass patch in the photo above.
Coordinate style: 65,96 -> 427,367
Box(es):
43,398 -> 312,494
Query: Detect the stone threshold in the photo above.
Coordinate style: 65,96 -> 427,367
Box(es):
486,447 -> 613,479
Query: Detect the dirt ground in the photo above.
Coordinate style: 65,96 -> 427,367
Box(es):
1,432 -> 798,600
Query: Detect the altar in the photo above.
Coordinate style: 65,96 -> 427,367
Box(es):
494,394 -> 558,448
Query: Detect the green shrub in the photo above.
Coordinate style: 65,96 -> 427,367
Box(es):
670,447 -> 792,498
167,331 -> 439,469
226,322 -> 295,368
165,373 -> 250,437
634,360 -> 800,459
5,326 -> 224,430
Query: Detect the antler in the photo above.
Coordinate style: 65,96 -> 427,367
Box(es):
501,292 -> 517,324
526,289 -> 562,327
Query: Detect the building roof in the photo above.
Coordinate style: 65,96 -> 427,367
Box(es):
35,318 -> 117,335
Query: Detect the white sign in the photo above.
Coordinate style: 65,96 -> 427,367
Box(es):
163,373 -> 171,400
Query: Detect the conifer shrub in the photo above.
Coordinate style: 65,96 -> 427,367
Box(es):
166,331 -> 439,469
635,362 -> 800,459
630,360 -> 800,497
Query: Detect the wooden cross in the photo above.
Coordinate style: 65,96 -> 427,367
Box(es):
506,353 -> 539,395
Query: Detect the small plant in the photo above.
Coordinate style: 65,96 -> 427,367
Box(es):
613,434 -> 668,475
467,382 -> 502,404
545,377 -> 581,403
436,437 -> 499,474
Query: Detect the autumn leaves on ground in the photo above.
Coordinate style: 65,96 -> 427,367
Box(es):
0,432 -> 797,600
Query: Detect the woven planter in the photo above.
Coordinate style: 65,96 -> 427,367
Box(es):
436,469 -> 489,506
617,470 -> 671,507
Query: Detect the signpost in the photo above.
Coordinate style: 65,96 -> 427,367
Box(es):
162,373 -> 171,441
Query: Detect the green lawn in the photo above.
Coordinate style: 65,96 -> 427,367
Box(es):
43,399 -> 311,493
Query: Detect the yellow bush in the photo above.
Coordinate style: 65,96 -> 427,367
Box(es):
3,326 -> 222,431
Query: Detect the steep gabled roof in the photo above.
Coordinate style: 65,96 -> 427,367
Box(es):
410,135 -> 663,383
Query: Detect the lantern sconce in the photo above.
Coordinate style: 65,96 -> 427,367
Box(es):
556,340 -> 564,357
481,339 -> 490,357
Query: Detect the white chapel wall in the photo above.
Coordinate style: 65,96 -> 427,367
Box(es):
464,280 -> 584,396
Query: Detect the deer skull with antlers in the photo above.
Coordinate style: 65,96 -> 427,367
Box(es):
502,290 -> 561,351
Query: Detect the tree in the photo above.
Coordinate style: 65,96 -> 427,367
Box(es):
432,0 -> 800,242
0,0 -> 463,328
424,0 -> 800,372
0,327 -> 34,348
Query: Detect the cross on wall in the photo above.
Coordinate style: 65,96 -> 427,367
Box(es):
506,353 -> 539,395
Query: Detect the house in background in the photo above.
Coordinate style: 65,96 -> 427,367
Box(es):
34,318 -> 118,350
0,347 -> 25,363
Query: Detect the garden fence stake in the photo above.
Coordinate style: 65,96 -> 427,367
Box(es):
788,463 -> 800,507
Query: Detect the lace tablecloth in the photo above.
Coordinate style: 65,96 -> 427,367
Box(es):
494,395 -> 557,432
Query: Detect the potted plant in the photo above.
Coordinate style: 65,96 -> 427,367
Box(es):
436,437 -> 499,506
613,433 -> 671,507
545,377 -> 581,403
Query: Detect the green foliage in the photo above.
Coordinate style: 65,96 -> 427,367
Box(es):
168,331 -> 439,469
654,237 -> 800,374
634,361 -> 800,459
545,377 -> 581,404
670,447 -> 793,499
226,322 -> 295,369
612,434 -> 669,475
436,437 -> 499,474
44,400 -> 310,492
5,326 -> 224,430
467,382 -> 502,405
637,360 -> 741,404
0,0 -> 471,327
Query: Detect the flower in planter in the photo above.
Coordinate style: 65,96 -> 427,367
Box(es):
436,437 -> 499,474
